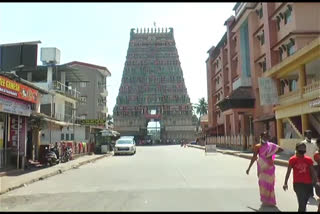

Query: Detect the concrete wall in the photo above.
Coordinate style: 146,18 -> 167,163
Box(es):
69,65 -> 108,120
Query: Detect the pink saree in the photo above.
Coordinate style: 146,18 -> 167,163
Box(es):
257,142 -> 279,206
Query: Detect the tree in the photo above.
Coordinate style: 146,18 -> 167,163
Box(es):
193,97 -> 208,132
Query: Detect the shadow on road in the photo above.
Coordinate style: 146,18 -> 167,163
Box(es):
247,205 -> 281,212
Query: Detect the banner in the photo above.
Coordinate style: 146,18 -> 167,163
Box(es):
258,77 -> 279,105
0,94 -> 32,117
77,119 -> 106,126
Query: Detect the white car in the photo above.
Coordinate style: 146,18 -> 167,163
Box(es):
114,137 -> 136,155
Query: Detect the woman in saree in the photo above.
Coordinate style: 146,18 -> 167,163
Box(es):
246,131 -> 283,206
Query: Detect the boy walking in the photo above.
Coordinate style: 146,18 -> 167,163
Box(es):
283,141 -> 320,212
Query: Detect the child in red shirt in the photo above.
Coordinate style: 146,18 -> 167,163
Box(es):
283,141 -> 319,212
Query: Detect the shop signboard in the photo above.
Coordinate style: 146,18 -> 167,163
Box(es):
309,97 -> 320,107
0,75 -> 38,103
77,119 -> 106,126
0,94 -> 31,117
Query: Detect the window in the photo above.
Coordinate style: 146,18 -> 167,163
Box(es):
71,134 -> 74,140
284,9 -> 292,25
80,96 -> 87,104
256,6 -> 263,19
66,134 -> 69,141
262,60 -> 267,72
61,133 -> 64,140
287,39 -> 295,56
80,82 -> 87,87
276,17 -> 281,31
279,48 -> 283,61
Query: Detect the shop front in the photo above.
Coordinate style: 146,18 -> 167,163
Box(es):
0,74 -> 38,169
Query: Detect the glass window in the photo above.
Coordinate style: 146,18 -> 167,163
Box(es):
284,9 -> 292,24
260,31 -> 265,45
262,61 -> 267,72
279,48 -> 283,62
61,133 -> 64,140
80,96 -> 87,104
276,17 -> 281,31
80,82 -> 87,87
66,134 -> 69,141
259,7 -> 263,19
71,134 -> 74,140
287,40 -> 295,56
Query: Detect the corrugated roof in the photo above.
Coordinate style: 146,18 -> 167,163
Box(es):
66,61 -> 111,77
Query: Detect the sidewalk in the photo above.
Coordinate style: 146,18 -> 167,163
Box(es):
188,144 -> 292,167
0,153 -> 113,195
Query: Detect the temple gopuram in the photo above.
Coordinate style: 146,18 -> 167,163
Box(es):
113,27 -> 196,143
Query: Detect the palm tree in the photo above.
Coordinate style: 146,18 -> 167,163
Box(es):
193,97 -> 208,132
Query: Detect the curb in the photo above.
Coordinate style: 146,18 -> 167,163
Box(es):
0,153 -> 112,195
187,145 -> 288,167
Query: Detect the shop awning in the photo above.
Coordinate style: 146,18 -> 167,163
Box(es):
42,117 -> 81,127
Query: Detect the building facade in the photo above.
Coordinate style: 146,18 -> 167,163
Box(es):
0,73 -> 43,169
206,2 -> 320,152
64,61 -> 111,122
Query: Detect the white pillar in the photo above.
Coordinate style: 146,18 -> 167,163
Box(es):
61,72 -> 66,92
47,66 -> 53,88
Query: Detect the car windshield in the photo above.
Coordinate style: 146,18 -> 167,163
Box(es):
116,140 -> 133,145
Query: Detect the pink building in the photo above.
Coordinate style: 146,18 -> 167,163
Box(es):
206,2 -> 320,145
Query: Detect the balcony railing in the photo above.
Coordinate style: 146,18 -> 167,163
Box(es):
303,81 -> 320,97
51,81 -> 80,100
279,80 -> 320,105
279,89 -> 300,104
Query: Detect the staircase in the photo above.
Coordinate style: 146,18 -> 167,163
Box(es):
309,113 -> 320,136
285,118 -> 303,139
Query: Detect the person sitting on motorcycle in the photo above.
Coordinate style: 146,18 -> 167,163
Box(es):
53,142 -> 60,160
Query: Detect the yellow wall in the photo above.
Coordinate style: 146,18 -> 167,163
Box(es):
276,100 -> 320,119
280,138 -> 301,153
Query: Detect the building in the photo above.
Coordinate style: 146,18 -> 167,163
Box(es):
263,37 -> 320,152
206,3 -> 320,151
113,27 -> 196,142
64,61 -> 111,123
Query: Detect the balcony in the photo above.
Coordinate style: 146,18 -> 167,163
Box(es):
303,81 -> 320,99
279,80 -> 320,105
51,81 -> 80,100
101,106 -> 108,114
100,89 -> 108,97
279,89 -> 300,105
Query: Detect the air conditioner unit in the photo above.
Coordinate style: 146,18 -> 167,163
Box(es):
40,47 -> 60,65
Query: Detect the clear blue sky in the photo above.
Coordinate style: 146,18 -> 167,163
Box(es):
0,3 -> 236,117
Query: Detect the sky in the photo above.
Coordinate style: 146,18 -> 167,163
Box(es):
0,3 -> 236,117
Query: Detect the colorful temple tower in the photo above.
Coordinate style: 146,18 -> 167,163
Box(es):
113,27 -> 195,142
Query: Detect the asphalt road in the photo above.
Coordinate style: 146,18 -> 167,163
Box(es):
0,145 -> 318,211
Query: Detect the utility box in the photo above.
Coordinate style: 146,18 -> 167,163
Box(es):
40,47 -> 60,65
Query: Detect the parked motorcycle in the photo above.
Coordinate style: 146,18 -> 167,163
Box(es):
61,146 -> 72,163
44,145 -> 60,166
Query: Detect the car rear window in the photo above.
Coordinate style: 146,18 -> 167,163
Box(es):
116,140 -> 133,144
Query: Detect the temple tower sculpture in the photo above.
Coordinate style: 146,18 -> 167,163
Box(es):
113,27 -> 195,142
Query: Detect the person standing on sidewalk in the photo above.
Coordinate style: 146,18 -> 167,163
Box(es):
246,131 -> 283,207
303,130 -> 317,200
313,138 -> 320,212
283,141 -> 320,212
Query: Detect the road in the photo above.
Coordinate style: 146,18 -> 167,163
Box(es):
0,145 -> 317,211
